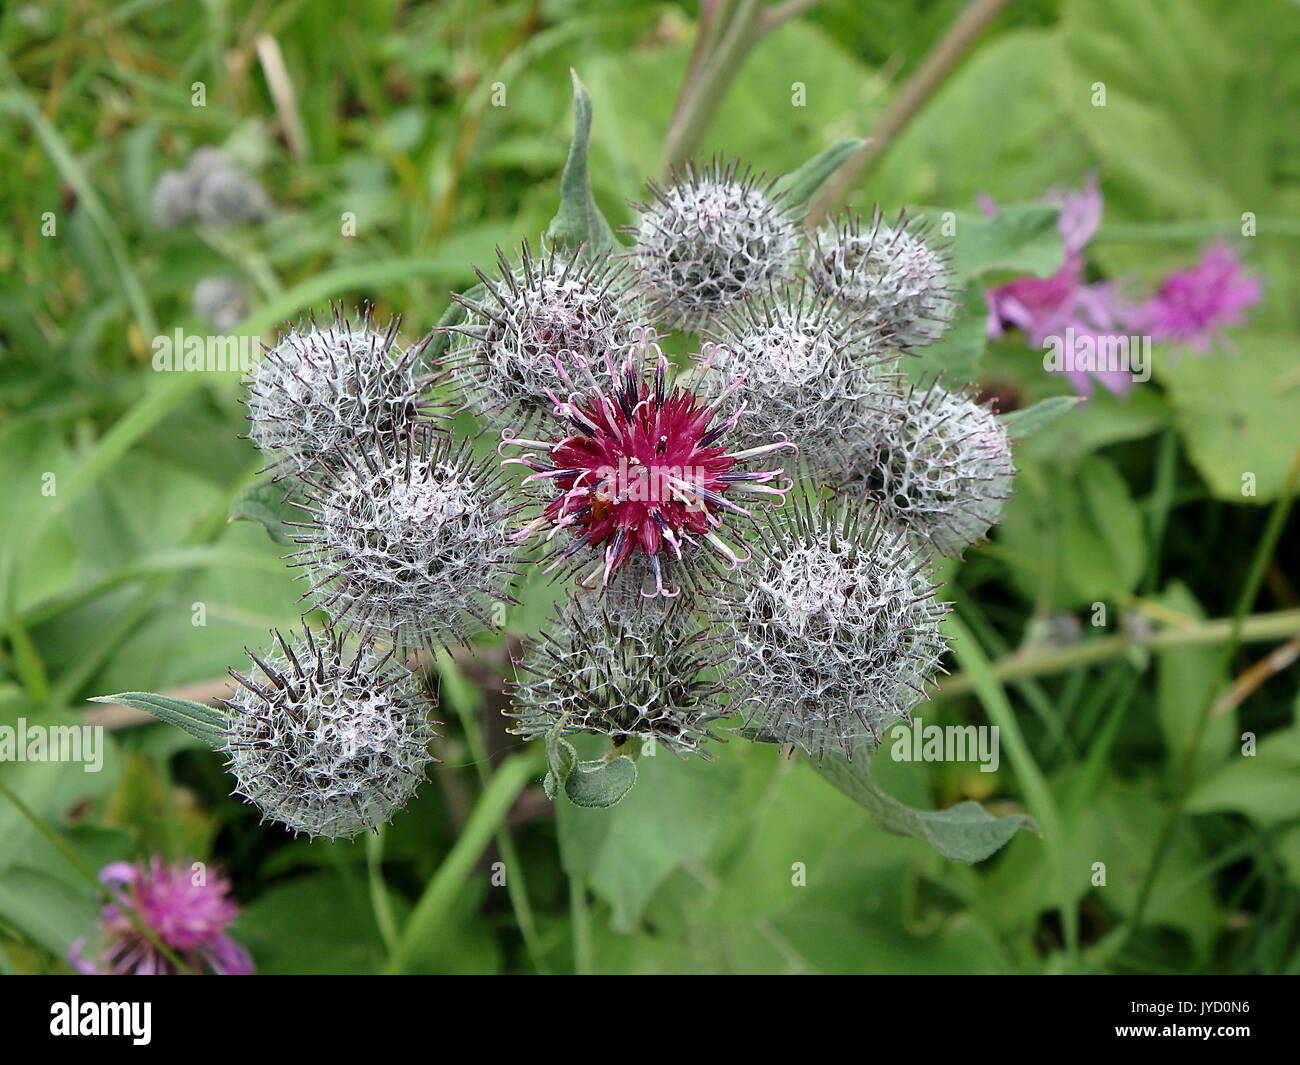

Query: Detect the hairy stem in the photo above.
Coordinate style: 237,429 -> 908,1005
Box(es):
935,607 -> 1300,700
665,0 -> 825,171
806,0 -> 1011,224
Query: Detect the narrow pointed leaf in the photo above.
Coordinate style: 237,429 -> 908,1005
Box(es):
1001,396 -> 1084,439
546,70 -> 617,253
89,692 -> 227,748
775,138 -> 865,213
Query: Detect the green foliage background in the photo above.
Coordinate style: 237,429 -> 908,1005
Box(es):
1,0 -> 1298,974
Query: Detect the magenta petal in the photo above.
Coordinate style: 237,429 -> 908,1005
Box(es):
68,937 -> 100,975
204,934 -> 256,975
1051,171 -> 1103,254
99,861 -> 138,886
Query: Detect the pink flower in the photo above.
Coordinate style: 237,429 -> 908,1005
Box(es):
983,175 -> 1134,397
70,858 -> 253,975
1128,241 -> 1262,351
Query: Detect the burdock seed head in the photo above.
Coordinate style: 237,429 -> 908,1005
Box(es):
152,146 -> 272,228
442,240 -> 635,428
221,625 -> 440,840
844,380 -> 1015,557
244,307 -> 436,477
189,148 -> 273,226
629,158 -> 800,329
710,494 -> 950,760
507,593 -> 728,757
193,275 -> 248,332
152,168 -> 197,228
698,285 -> 903,478
289,426 -> 522,649
809,209 -> 956,348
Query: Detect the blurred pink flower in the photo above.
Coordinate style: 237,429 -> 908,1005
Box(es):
1128,240 -> 1262,351
982,174 -> 1134,396
70,857 -> 253,975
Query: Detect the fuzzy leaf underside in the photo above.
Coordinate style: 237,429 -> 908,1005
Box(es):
543,726 -> 637,807
813,749 -> 1039,863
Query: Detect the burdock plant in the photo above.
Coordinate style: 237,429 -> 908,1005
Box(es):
107,76 -> 1072,865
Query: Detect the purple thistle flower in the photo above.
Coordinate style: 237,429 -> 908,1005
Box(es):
1128,240 -> 1262,351
983,174 -> 1134,397
70,858 -> 253,975
501,327 -> 796,597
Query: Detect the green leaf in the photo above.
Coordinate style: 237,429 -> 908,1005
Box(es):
546,70 -> 617,254
923,204 -> 1063,281
228,477 -> 296,545
774,138 -> 864,213
1156,332 -> 1300,503
88,692 -> 226,748
557,750 -> 740,931
426,290 -> 475,365
870,30 -> 1093,210
906,283 -> 987,387
1188,723 -> 1300,825
1001,396 -> 1084,439
813,749 -> 1039,863
564,756 -> 637,808
1073,455 -> 1145,594
998,453 -> 1145,608
237,871 -> 390,974
541,719 -> 637,808
0,699 -> 122,875
1057,0 -> 1264,223
0,868 -> 99,960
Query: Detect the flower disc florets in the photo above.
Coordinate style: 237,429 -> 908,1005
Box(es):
629,158 -> 800,329
289,428 -> 521,648
444,241 -> 636,427
809,210 -> 955,347
700,286 -> 903,476
843,381 -> 1015,557
221,626 -> 439,840
711,496 -> 949,759
71,858 -> 252,976
508,595 -> 728,756
244,308 -> 436,477
502,328 -> 796,596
